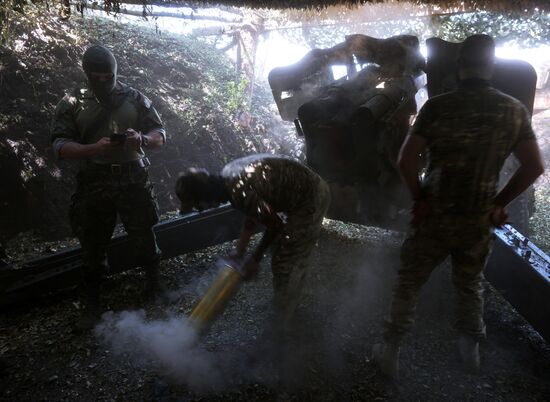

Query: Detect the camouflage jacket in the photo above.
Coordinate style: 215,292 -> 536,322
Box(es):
50,82 -> 165,164
222,154 -> 325,223
411,80 -> 536,215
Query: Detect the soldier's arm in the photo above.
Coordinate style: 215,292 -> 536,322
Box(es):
130,90 -> 166,151
493,139 -> 544,209
398,99 -> 433,200
232,217 -> 258,258
233,210 -> 282,261
50,93 -> 117,160
50,95 -> 80,160
240,226 -> 278,281
493,105 -> 544,213
124,128 -> 165,151
58,138 -> 115,159
251,229 -> 278,262
141,129 -> 165,150
230,216 -> 276,281
397,133 -> 426,201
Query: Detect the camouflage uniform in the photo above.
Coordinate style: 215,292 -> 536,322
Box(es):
385,80 -> 536,342
222,154 -> 331,322
50,82 -> 165,297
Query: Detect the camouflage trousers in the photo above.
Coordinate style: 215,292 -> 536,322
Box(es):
70,167 -> 161,288
384,212 -> 494,343
271,179 -> 331,328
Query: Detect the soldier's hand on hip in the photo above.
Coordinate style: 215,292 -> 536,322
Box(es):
124,128 -> 142,151
490,205 -> 508,228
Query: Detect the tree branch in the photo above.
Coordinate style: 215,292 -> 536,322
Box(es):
76,2 -> 243,22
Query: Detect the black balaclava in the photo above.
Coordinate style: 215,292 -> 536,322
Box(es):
82,45 -> 117,103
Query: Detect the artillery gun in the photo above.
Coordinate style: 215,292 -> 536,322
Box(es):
269,34 -> 426,228
268,34 -> 537,233
266,34 -> 549,340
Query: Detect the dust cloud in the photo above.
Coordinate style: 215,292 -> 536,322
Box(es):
93,259 -> 269,393
94,310 -> 229,391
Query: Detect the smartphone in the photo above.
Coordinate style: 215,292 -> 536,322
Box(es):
109,132 -> 127,144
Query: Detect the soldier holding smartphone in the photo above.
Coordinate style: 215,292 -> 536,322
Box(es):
50,45 -> 166,332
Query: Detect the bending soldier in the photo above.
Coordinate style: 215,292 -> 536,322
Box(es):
175,154 -> 330,333
372,35 -> 544,377
50,45 -> 166,332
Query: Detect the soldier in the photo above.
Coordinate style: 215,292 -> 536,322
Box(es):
175,154 -> 330,332
50,45 -> 166,332
372,35 -> 544,377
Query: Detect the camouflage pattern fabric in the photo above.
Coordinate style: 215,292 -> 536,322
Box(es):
270,178 -> 330,326
222,154 -> 327,221
410,83 -> 535,215
51,83 -> 165,163
222,154 -> 331,324
385,212 -> 492,342
69,168 -> 161,280
385,81 -> 536,342
50,82 -> 164,284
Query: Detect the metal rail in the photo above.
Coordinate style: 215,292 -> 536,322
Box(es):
485,224 -> 550,341
1,209 -> 549,343
0,205 -> 244,306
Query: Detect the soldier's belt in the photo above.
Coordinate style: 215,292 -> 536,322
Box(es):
85,158 -> 150,175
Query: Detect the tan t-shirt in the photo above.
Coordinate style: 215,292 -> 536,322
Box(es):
50,82 -> 165,164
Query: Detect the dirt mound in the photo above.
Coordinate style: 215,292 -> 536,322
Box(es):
0,7 -> 297,242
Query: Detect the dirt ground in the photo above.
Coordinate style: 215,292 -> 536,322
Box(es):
1,220 -> 549,401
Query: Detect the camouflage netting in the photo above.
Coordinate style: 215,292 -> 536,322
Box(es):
114,0 -> 550,12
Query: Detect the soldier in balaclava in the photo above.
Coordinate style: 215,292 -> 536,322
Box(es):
82,44 -> 118,104
51,44 -> 167,332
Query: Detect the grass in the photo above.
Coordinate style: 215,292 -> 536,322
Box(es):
529,179 -> 550,254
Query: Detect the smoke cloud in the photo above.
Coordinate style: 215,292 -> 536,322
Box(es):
93,259 -> 276,393
94,310 -> 229,391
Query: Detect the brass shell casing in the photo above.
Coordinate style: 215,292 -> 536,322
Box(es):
189,261 -> 243,332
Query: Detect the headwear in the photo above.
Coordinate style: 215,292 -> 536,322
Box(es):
457,35 -> 495,80
175,168 -> 212,212
82,45 -> 118,102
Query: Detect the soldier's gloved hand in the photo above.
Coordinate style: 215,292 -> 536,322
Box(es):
411,198 -> 431,226
490,205 -> 508,227
241,256 -> 260,281
124,128 -> 142,151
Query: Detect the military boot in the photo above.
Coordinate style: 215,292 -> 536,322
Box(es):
372,342 -> 401,379
73,282 -> 101,334
143,263 -> 161,300
457,335 -> 480,374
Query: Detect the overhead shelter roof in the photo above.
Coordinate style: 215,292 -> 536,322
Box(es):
129,0 -> 549,12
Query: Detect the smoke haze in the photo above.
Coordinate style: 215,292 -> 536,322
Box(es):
94,310 -> 229,391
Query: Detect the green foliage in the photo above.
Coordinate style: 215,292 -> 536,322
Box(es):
530,184 -> 550,254
226,75 -> 249,113
433,11 -> 550,46
273,9 -> 550,49
1,0 -> 50,45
